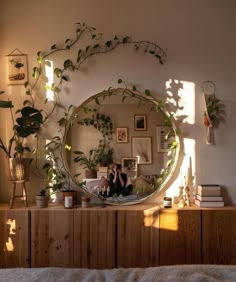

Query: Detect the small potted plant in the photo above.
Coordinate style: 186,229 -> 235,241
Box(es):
42,162 -> 64,204
36,189 -> 49,208
74,149 -> 99,178
203,94 -> 221,127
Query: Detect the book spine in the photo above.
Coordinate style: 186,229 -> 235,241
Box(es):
198,185 -> 221,190
197,190 -> 221,196
196,195 -> 223,201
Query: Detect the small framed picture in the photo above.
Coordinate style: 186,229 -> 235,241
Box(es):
156,126 -> 174,152
7,52 -> 28,85
131,136 -> 152,164
116,127 -> 128,143
122,157 -> 138,178
134,114 -> 147,131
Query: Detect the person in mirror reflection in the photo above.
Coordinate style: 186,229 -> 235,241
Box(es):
108,163 -> 133,197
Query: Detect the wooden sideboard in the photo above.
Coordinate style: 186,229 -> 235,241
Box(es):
0,204 -> 236,268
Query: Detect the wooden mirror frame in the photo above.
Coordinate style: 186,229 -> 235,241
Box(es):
62,87 -> 183,205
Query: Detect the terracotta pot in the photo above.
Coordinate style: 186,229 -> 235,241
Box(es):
6,158 -> 31,181
85,169 -> 97,179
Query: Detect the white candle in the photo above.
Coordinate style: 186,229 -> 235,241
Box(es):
64,196 -> 73,209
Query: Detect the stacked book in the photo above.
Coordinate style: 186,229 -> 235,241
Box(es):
194,184 -> 224,207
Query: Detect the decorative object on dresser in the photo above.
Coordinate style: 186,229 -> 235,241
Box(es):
35,189 -> 49,208
194,184 -> 224,207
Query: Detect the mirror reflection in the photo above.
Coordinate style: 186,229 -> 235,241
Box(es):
64,88 -> 179,204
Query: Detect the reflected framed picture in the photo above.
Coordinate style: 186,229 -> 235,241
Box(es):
156,126 -> 174,152
134,114 -> 147,131
131,136 -> 152,164
122,157 -> 138,178
116,127 -> 128,143
7,50 -> 28,85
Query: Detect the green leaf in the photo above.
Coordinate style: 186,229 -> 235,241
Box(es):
23,100 -> 30,106
0,100 -> 13,108
62,76 -> 68,81
63,59 -> 73,69
122,36 -> 129,43
105,40 -> 112,48
95,98 -> 100,105
145,89 -> 151,96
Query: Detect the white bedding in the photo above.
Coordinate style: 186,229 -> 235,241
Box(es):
1,265 -> 236,282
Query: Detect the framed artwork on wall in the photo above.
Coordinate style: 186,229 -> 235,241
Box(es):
116,127 -> 128,143
156,126 -> 174,152
6,49 -> 28,85
131,136 -> 152,164
122,157 -> 138,178
134,114 -> 147,131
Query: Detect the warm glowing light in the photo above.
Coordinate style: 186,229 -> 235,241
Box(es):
6,238 -> 14,252
6,219 -> 16,235
45,60 -> 54,100
5,219 -> 16,252
166,79 -> 195,124
161,212 -> 178,231
143,209 -> 159,228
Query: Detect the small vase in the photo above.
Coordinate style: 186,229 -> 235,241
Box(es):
53,191 -> 62,204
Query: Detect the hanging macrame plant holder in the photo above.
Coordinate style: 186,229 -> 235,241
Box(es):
202,81 -> 217,145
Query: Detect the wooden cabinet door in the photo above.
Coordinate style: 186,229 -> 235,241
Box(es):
117,207 -> 159,267
202,209 -> 236,264
159,209 -> 201,265
73,209 -> 116,269
0,209 -> 30,268
31,209 -> 74,267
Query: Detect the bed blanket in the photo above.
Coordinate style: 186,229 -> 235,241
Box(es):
0,265 -> 236,282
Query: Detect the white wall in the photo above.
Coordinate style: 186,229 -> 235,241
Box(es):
0,0 -> 236,204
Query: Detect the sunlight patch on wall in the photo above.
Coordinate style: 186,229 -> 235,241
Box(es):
5,219 -> 16,252
45,60 -> 54,100
166,79 -> 195,124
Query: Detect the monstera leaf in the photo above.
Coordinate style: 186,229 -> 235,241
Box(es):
15,106 -> 43,137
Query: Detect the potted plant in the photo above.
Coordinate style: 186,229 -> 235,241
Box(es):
35,189 -> 49,208
74,149 -> 99,178
42,162 -> 64,204
203,94 -> 221,127
0,91 -> 43,181
96,139 -> 114,167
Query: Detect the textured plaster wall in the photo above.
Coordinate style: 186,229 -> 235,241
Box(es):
0,0 -> 236,204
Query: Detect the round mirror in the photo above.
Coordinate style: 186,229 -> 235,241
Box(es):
63,88 -> 182,205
